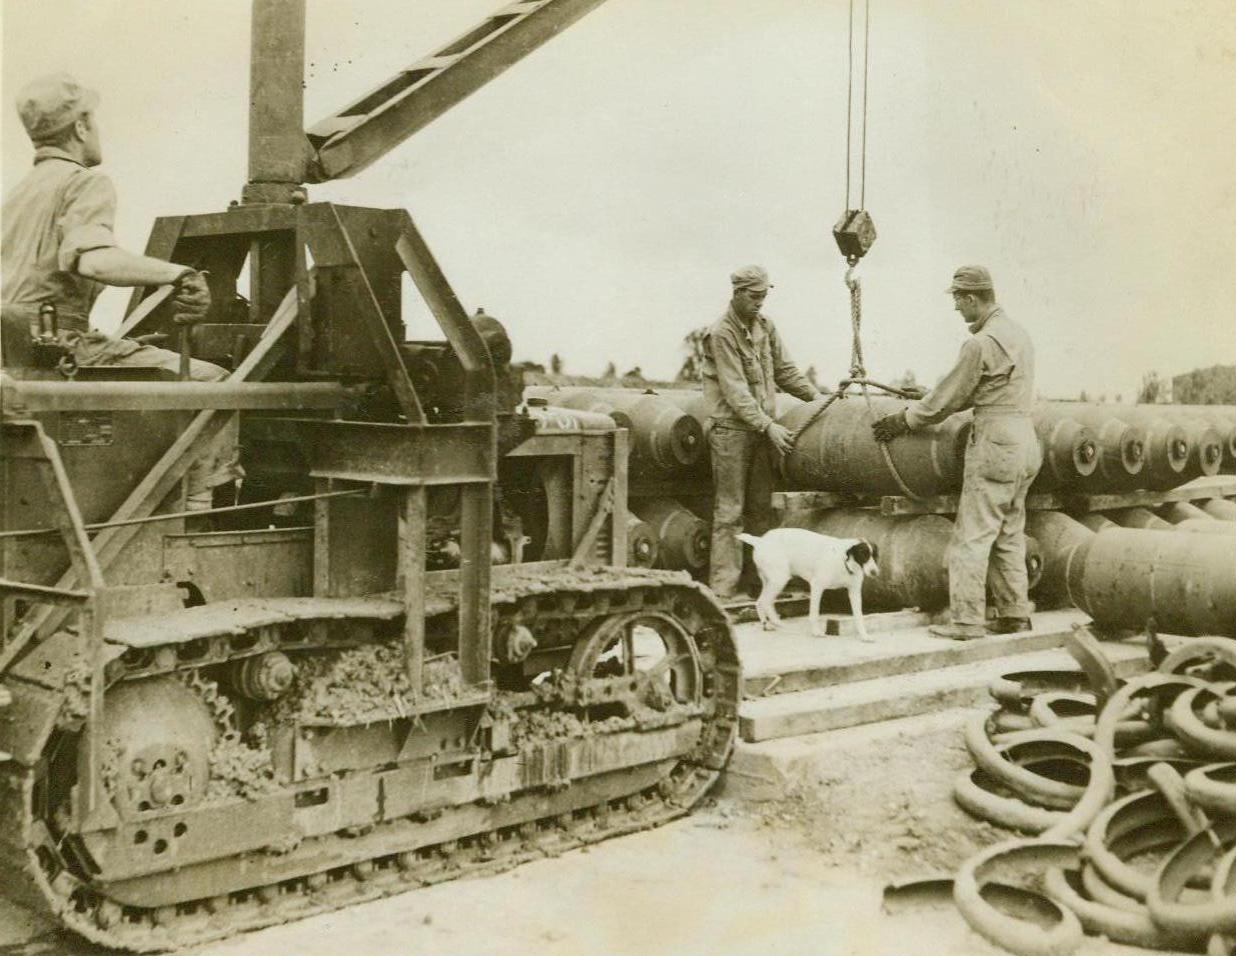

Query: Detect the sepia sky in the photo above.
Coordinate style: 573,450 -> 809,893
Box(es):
2,0 -> 1234,400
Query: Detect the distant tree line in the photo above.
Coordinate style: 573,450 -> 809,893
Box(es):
1171,365 -> 1236,404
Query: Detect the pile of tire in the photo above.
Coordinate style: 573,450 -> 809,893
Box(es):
947,633 -> 1236,955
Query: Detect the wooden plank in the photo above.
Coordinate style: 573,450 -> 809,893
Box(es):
824,609 -> 931,637
772,491 -> 863,511
880,492 -> 1062,516
738,644 -> 1149,742
742,627 -> 1073,699
1060,480 -> 1236,514
878,480 -> 1236,517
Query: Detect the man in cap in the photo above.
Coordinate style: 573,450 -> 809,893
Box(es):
701,265 -> 824,600
2,73 -> 240,509
872,266 -> 1041,639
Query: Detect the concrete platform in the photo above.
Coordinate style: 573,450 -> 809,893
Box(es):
721,707 -> 978,802
733,607 -> 1092,699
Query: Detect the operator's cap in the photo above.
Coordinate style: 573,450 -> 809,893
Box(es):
16,73 -> 99,143
945,265 -> 993,294
731,265 -> 773,292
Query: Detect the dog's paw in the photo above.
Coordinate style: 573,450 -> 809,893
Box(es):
857,633 -> 876,644
761,620 -> 777,632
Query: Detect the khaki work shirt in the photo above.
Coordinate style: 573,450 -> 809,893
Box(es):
701,305 -> 819,432
905,305 -> 1036,428
1,146 -> 118,333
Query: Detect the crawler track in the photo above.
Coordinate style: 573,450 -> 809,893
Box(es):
0,568 -> 740,951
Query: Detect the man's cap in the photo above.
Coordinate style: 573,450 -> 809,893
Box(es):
946,265 -> 993,294
731,265 -> 773,292
16,73 -> 99,143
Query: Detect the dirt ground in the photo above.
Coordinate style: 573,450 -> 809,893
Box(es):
1,705 -> 1179,956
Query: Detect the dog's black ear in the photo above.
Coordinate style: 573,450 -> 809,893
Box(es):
847,541 -> 873,565
869,541 -> 880,563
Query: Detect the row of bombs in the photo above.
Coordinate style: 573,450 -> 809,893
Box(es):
524,385 -> 1236,495
614,494 -> 1236,638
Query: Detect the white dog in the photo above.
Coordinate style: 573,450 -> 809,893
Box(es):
735,529 -> 880,641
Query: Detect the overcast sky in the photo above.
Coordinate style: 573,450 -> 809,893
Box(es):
3,0 -> 1234,400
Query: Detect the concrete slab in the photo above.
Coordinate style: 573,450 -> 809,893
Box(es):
735,638 -> 1148,744
721,707 -> 979,802
734,607 -> 1091,698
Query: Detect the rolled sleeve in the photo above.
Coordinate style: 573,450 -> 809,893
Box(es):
905,337 -> 983,429
768,323 -> 820,402
711,327 -> 773,432
56,171 -> 117,272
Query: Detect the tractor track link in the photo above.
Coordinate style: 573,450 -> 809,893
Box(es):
0,568 -> 740,951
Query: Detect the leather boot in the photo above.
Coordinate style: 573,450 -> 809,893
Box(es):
988,617 -> 1033,635
928,622 -> 987,641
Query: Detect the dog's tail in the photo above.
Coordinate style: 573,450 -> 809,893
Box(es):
734,532 -> 761,549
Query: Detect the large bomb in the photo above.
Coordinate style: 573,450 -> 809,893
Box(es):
784,508 -> 953,610
523,401 -> 618,432
1052,405 -> 1146,491
1107,507 -> 1173,530
1065,527 -> 1236,636
1116,410 -> 1191,490
1030,406 -> 1099,491
1156,405 -> 1236,474
625,513 -> 659,568
776,397 -> 971,497
1019,534 -> 1045,595
1025,511 -> 1094,604
524,387 -> 704,478
1158,501 -> 1236,537
630,498 -> 709,574
1200,497 -> 1236,522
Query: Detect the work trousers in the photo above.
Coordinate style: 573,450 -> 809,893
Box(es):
949,414 -> 1042,626
708,424 -> 774,596
69,331 -> 245,499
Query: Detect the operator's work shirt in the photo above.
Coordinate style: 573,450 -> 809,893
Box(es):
701,306 -> 819,432
1,146 -> 118,333
904,306 -> 1036,428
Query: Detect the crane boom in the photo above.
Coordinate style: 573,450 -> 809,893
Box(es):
246,0 -> 610,202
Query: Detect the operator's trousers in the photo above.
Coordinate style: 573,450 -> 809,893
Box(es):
708,424 -> 774,597
949,413 -> 1042,627
69,331 -> 245,501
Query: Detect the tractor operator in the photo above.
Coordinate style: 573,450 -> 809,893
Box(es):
872,265 -> 1041,640
701,265 -> 824,601
1,73 -> 241,510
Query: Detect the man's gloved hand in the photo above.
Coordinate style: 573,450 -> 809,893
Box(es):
766,421 -> 796,455
171,269 -> 211,325
899,385 -> 927,400
872,410 -> 910,443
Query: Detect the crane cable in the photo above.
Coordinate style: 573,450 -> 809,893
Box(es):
787,0 -> 924,499
843,0 -> 871,214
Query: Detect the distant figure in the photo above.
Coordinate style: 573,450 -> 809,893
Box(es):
700,265 -> 823,601
872,266 -> 1041,639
